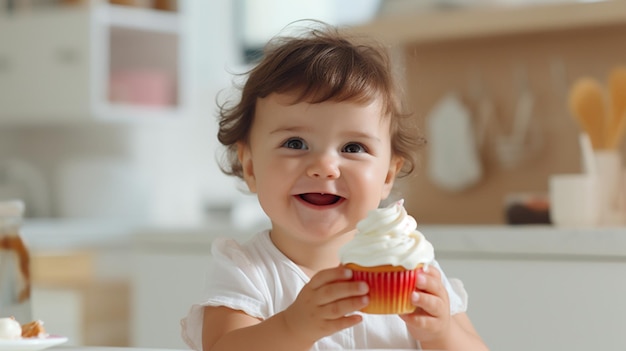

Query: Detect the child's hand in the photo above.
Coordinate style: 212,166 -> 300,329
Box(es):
281,266 -> 369,344
400,266 -> 451,344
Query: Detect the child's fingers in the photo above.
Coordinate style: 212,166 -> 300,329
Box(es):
413,268 -> 449,317
308,266 -> 353,289
321,294 -> 369,319
324,313 -> 364,332
410,291 -> 446,318
416,267 -> 447,299
419,265 -> 441,284
315,280 -> 369,305
400,312 -> 438,330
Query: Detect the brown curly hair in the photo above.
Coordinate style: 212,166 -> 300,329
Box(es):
217,22 -> 424,179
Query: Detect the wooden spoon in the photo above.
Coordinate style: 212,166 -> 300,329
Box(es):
607,66 -> 626,149
568,77 -> 608,149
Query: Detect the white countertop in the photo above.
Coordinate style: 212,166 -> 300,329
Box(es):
132,224 -> 626,259
424,225 -> 626,258
21,218 -> 135,251
17,218 -> 626,259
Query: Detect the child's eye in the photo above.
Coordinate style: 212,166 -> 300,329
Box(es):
342,142 -> 366,153
282,137 -> 308,150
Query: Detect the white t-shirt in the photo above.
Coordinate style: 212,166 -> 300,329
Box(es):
181,230 -> 468,350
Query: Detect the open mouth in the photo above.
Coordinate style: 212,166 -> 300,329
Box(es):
299,193 -> 343,206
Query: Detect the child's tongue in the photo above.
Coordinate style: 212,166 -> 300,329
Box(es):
300,193 -> 340,206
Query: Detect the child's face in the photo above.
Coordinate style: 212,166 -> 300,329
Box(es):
238,92 -> 402,243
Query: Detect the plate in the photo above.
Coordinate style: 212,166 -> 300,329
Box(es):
0,336 -> 68,351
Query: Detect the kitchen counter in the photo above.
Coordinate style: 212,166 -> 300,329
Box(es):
24,216 -> 625,259
21,218 -> 135,251
132,224 -> 626,259
423,225 -> 626,259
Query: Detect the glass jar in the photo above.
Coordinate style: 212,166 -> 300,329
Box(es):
0,200 -> 31,322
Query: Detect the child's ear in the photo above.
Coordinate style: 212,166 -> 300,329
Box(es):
381,156 -> 403,200
237,142 -> 257,193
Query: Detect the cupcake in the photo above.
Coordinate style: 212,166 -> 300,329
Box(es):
339,199 -> 434,314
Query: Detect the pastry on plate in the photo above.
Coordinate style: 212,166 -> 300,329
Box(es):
21,319 -> 46,338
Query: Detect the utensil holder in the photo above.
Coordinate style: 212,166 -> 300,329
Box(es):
594,150 -> 625,226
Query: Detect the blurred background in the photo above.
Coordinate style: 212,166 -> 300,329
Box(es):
1,0 -> 625,350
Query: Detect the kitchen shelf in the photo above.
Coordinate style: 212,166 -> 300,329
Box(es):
0,2 -> 186,124
351,1 -> 626,46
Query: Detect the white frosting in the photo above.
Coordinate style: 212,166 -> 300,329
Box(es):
0,317 -> 21,339
339,200 -> 434,269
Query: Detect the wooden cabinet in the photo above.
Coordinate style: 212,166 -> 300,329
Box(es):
0,3 -> 185,124
31,251 -> 130,346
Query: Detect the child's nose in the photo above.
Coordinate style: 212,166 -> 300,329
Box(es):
307,153 -> 340,179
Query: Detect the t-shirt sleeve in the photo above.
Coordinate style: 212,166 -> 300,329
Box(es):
203,238 -> 269,318
430,260 -> 468,315
180,237 -> 269,351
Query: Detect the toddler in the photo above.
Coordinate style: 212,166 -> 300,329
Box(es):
181,22 -> 488,351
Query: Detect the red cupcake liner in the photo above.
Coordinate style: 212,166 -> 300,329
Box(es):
351,269 -> 418,314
